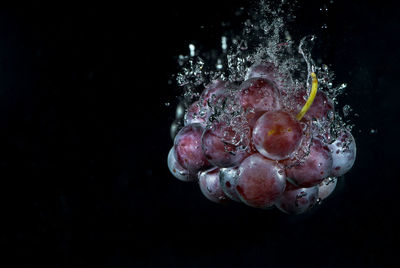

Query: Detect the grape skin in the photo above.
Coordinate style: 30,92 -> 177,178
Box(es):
318,177 -> 337,200
252,110 -> 303,161
292,90 -> 334,121
200,80 -> 227,101
238,77 -> 281,113
198,168 -> 229,204
236,154 -> 286,208
174,123 -> 210,175
184,100 -> 209,126
202,122 -> 250,168
285,138 -> 333,187
238,77 -> 281,128
244,62 -> 291,91
329,130 -> 356,177
275,185 -> 319,214
184,80 -> 229,127
167,147 -> 194,182
219,167 -> 241,202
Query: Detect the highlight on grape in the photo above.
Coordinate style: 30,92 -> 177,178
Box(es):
167,1 -> 356,214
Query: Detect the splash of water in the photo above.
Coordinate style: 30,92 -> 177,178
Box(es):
172,0 -> 350,146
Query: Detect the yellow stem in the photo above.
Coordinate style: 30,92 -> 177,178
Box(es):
296,72 -> 318,121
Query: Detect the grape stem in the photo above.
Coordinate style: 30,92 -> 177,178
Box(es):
296,72 -> 318,121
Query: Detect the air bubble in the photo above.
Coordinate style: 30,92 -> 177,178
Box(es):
342,105 -> 352,117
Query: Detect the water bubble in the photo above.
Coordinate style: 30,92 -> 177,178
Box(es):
221,36 -> 227,51
176,104 -> 184,119
342,105 -> 352,117
189,44 -> 195,57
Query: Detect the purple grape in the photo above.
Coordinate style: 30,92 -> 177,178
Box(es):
184,100 -> 209,126
219,167 -> 241,202
167,147 -> 194,182
238,78 -> 281,113
236,154 -> 286,208
318,177 -> 337,200
285,138 -> 333,187
198,168 -> 228,203
252,110 -> 303,160
202,122 -> 250,168
174,123 -> 210,175
329,130 -> 356,177
275,185 -> 319,214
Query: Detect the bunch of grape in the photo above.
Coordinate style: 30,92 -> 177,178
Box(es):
168,62 -> 356,214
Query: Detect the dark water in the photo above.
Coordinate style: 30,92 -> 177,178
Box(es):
0,0 -> 397,267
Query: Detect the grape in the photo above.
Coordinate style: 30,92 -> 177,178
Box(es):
202,121 -> 250,168
219,167 -> 241,202
285,138 -> 333,187
198,168 -> 228,204
245,110 -> 268,129
184,80 -> 227,124
184,80 -> 230,127
168,8 -> 357,213
167,147 -> 194,182
174,123 -> 210,175
238,78 -> 281,113
275,185 -> 319,214
237,77 -> 283,129
252,110 -> 303,160
244,62 -> 291,90
199,79 -> 228,106
329,130 -> 356,177
292,90 -> 334,121
184,100 -> 208,126
245,62 -> 277,81
318,177 -> 337,200
236,154 -> 286,208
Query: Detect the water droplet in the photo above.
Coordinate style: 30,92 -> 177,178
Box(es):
189,44 -> 195,57
342,105 -> 352,117
221,36 -> 227,51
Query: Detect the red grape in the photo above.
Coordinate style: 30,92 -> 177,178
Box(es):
198,168 -> 228,203
238,77 -> 281,113
174,123 -> 210,175
167,147 -> 194,182
329,130 -> 356,177
199,80 -> 230,113
219,167 -> 241,202
245,62 -> 278,81
291,90 -> 334,121
202,121 -> 251,168
285,138 -> 333,187
275,185 -> 319,214
184,100 -> 209,126
199,79 -> 228,106
184,80 -> 229,127
318,177 -> 337,200
252,110 -> 303,160
236,154 -> 286,208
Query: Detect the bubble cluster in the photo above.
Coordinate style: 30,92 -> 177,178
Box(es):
167,1 -> 356,214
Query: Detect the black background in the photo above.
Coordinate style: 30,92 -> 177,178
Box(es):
0,0 -> 398,267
